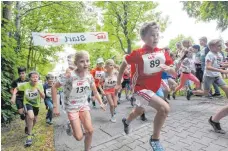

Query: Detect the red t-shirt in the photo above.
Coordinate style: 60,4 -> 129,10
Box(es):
90,67 -> 105,87
126,45 -> 173,92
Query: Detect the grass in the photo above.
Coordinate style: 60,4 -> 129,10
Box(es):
1,103 -> 54,151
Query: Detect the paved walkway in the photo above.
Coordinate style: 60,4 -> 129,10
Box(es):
54,96 -> 228,151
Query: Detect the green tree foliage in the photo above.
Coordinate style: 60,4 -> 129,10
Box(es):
181,1 -> 228,31
95,1 -> 169,54
168,34 -> 194,52
1,1 -> 90,123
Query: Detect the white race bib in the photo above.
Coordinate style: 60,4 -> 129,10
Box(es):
25,89 -> 39,100
142,52 -> 165,74
95,71 -> 104,79
17,82 -> 26,87
46,88 -> 52,98
104,76 -> 117,89
69,79 -> 90,107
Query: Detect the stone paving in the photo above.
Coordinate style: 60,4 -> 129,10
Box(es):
54,96 -> 228,151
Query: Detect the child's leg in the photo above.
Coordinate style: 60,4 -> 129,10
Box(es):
68,112 -> 83,141
148,95 -> 170,139
188,73 -> 200,89
80,110 -> 93,151
106,94 -> 114,116
212,105 -> 228,122
111,93 -> 118,110
174,73 -> 188,92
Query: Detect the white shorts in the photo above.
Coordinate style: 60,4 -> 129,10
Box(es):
134,89 -> 155,107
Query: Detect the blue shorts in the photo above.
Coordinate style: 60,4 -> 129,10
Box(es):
156,87 -> 164,98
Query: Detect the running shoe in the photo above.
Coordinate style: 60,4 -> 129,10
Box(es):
208,116 -> 226,134
110,115 -> 116,123
122,118 -> 130,134
172,92 -> 176,100
130,96 -> 135,107
24,135 -> 33,147
141,113 -> 148,121
66,121 -> 72,136
186,90 -> 193,100
149,137 -> 164,151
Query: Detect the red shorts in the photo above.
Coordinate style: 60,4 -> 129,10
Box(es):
67,106 -> 90,121
104,88 -> 115,95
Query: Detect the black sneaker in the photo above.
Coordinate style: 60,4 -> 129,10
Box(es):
212,93 -> 222,98
141,113 -> 148,121
122,118 -> 129,134
172,92 -> 176,100
24,135 -> 32,147
149,136 -> 164,151
208,116 -> 226,134
130,97 -> 135,107
92,101 -> 96,108
167,94 -> 170,100
186,90 -> 193,100
25,127 -> 28,134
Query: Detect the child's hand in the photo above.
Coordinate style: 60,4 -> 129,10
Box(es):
100,103 -> 106,111
159,64 -> 171,72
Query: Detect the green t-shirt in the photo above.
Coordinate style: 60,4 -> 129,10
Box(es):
18,82 -> 44,107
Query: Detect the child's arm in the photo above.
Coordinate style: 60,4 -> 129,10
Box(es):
52,82 -> 62,116
206,60 -> 228,73
98,78 -> 105,96
91,83 -> 106,111
10,88 -> 18,104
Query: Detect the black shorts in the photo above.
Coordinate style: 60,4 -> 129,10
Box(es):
16,99 -> 24,110
121,79 -> 130,88
91,87 -> 102,96
24,104 -> 39,116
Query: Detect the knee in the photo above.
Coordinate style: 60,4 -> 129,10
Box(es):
73,134 -> 83,141
110,104 -> 114,109
157,105 -> 170,116
85,128 -> 94,136
28,116 -> 34,121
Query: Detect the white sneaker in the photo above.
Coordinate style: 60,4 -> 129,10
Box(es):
110,116 -> 116,123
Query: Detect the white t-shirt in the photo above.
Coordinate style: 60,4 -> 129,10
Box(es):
204,51 -> 223,77
58,71 -> 94,112
101,71 -> 118,90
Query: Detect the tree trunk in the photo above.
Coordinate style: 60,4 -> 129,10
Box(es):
15,1 -> 21,52
27,37 -> 33,70
2,1 -> 13,34
127,38 -> 131,54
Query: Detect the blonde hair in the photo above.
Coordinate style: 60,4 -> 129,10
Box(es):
140,21 -> 159,38
208,39 -> 222,51
105,59 -> 115,67
74,51 -> 90,65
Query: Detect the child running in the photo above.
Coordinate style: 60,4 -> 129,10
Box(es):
11,71 -> 45,147
52,51 -> 106,151
116,21 -> 175,151
187,39 -> 228,99
99,59 -> 118,122
43,74 -> 55,125
172,47 -> 200,100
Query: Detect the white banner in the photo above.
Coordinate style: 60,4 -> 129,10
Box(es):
32,32 -> 109,46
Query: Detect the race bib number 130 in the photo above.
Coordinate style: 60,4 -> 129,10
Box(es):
142,52 -> 165,74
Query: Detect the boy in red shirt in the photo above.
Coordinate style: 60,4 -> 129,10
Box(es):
90,58 -> 105,107
116,21 -> 175,151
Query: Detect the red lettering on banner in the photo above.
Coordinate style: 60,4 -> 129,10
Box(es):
40,35 -> 59,43
91,33 -> 107,40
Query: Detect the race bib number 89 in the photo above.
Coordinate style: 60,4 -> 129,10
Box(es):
142,52 -> 165,74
